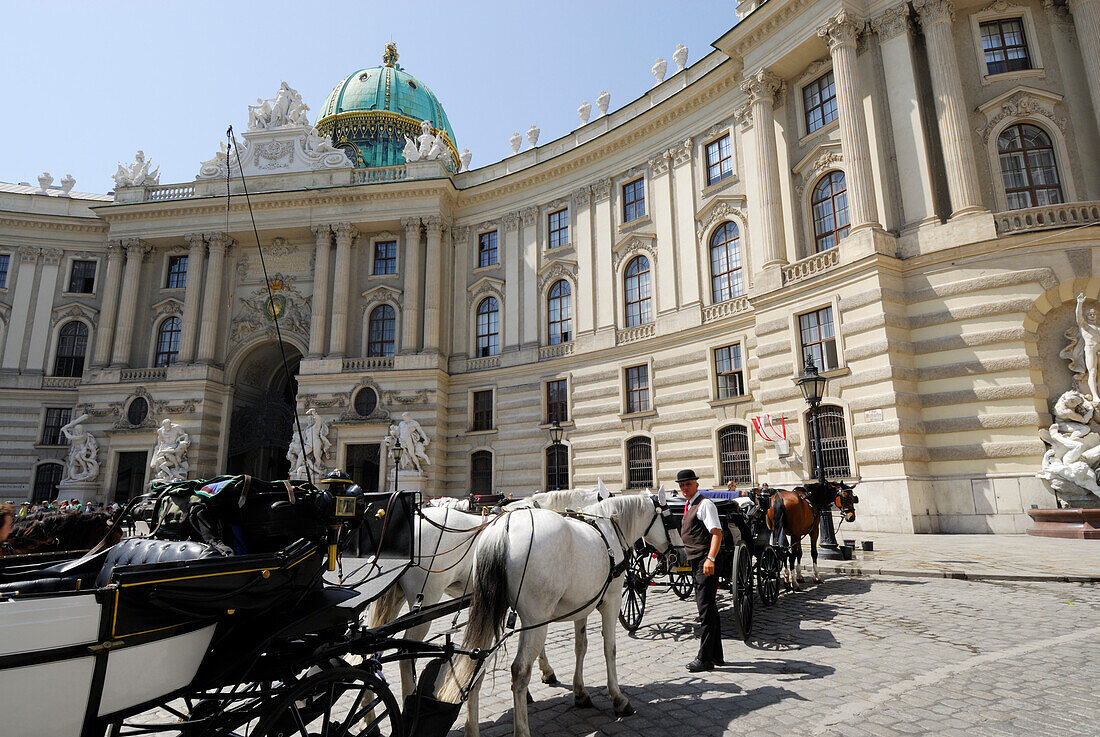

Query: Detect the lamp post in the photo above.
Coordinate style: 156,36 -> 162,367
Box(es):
547,419 -> 565,490
392,439 -> 403,494
797,354 -> 842,559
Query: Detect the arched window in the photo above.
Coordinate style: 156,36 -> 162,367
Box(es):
812,171 -> 850,252
709,222 -> 745,303
624,256 -> 652,328
154,317 -> 181,368
546,443 -> 569,491
626,436 -> 653,489
718,425 -> 752,486
807,405 -> 851,479
476,297 -> 499,357
367,304 -> 396,357
547,280 -> 572,345
54,321 -> 88,377
998,123 -> 1063,209
471,450 -> 493,493
33,463 -> 63,503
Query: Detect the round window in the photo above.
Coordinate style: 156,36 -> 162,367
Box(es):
354,387 -> 378,418
127,397 -> 149,426
407,80 -> 417,90
359,72 -> 370,81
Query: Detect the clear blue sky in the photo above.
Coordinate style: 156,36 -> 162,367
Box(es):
3,1 -> 732,194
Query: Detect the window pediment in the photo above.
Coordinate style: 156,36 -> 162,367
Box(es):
976,86 -> 1065,142
695,197 -> 747,240
794,144 -> 843,196
151,298 -> 183,318
361,284 -> 402,307
50,303 -> 98,328
612,235 -> 656,271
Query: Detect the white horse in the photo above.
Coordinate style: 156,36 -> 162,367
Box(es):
367,488 -> 610,699
440,491 -> 678,737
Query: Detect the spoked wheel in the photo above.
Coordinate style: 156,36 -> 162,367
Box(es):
669,566 -> 694,600
618,549 -> 648,632
253,666 -> 402,737
756,546 -> 782,606
730,543 -> 754,642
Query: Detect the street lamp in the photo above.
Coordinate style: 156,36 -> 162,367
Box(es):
392,439 -> 403,494
797,354 -> 842,558
547,419 -> 565,490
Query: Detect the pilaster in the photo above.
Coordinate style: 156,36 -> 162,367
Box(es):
110,238 -> 151,367
741,68 -> 788,271
177,233 -> 206,364
591,178 -> 615,332
502,211 -> 521,350
328,222 -> 357,357
572,186 -> 595,335
308,225 -> 332,358
400,218 -> 423,354
196,233 -> 229,365
90,241 -> 125,368
520,207 -> 539,346
422,216 -> 444,353
1067,0 -> 1100,138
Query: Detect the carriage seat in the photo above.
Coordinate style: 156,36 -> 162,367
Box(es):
95,538 -> 225,588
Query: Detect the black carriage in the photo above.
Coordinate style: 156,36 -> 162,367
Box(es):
0,476 -> 478,737
619,489 -> 782,640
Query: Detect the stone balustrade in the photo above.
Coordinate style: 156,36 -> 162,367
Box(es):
351,166 -> 407,185
341,356 -> 395,372
994,202 -> 1100,235
146,183 -> 196,201
616,323 -> 656,345
465,355 -> 501,371
539,342 -> 575,360
120,367 -> 167,382
782,248 -> 840,285
702,297 -> 751,323
42,376 -> 80,389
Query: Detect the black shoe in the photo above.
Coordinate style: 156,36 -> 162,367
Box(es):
686,658 -> 714,672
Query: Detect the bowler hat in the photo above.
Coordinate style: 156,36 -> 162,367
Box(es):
675,469 -> 699,483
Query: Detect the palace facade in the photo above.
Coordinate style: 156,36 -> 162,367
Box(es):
3,0 -> 1100,532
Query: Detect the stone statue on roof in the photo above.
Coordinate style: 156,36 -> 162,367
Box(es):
113,150 -> 160,188
248,82 -> 309,131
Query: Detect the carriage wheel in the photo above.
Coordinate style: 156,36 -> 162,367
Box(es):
638,546 -> 663,582
730,543 -> 754,642
618,551 -> 648,632
252,666 -> 402,737
669,568 -> 694,600
756,546 -> 782,606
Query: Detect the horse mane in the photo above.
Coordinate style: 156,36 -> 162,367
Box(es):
585,493 -> 652,519
530,488 -> 599,509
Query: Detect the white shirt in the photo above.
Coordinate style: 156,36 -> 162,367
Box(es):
692,496 -> 722,533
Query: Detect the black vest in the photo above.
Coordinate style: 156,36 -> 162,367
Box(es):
680,495 -> 714,562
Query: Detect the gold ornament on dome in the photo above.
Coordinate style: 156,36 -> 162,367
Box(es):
383,42 -> 399,68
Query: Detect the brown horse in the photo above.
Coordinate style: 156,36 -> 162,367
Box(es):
4,510 -> 124,556
765,482 -> 857,590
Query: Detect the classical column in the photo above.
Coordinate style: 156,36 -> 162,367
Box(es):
502,212 -> 521,349
819,11 -> 881,231
590,179 -> 615,331
741,68 -> 788,267
915,0 -> 985,217
572,186 -> 596,335
196,233 -> 229,364
110,239 -> 149,367
91,241 -> 125,367
520,208 -> 538,346
308,225 -> 332,357
176,233 -> 206,364
400,218 -> 423,354
328,223 -> 356,357
1067,0 -> 1100,137
422,217 -> 444,353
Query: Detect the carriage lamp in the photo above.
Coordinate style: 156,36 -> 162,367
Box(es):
798,355 -> 843,558
392,439 -> 403,494
548,419 -> 564,445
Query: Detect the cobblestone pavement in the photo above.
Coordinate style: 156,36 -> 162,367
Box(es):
438,576 -> 1100,737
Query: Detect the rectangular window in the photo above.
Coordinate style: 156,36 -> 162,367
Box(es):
980,18 -> 1032,75
622,179 -> 645,222
625,364 -> 650,414
803,70 -> 838,134
715,344 -> 745,399
68,260 -> 97,294
472,389 -> 494,431
42,407 -> 72,446
548,209 -> 569,248
0,254 -> 10,289
705,135 -> 734,185
799,307 -> 839,371
373,241 -> 397,275
478,231 -> 498,267
166,256 -> 188,289
546,379 -> 568,424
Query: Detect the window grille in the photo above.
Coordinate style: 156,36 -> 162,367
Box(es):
626,436 -> 654,489
718,425 -> 752,486
808,405 -> 852,479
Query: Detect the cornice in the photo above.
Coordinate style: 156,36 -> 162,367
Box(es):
0,214 -> 107,235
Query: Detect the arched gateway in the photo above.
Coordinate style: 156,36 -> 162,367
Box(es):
226,340 -> 303,480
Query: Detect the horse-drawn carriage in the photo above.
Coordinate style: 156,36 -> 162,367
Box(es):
0,476 -> 479,737
617,488 -> 782,639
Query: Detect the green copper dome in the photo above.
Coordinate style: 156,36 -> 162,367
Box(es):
315,43 -> 459,170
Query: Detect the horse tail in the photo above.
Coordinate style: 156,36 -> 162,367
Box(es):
367,581 -> 405,629
769,491 -> 786,549
438,519 -> 512,703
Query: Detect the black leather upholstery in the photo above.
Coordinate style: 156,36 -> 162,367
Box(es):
95,538 -> 224,588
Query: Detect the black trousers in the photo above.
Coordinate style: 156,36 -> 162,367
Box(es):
691,557 -> 723,664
